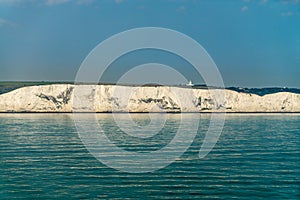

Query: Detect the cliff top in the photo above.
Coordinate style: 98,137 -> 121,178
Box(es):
1,81 -> 300,96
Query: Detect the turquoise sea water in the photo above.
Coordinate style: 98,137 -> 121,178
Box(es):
0,114 -> 299,199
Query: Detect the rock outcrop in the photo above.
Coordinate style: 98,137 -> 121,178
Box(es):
0,84 -> 299,112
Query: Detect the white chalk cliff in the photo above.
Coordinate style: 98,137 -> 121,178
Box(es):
0,84 -> 299,112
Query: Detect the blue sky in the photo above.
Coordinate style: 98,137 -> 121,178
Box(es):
0,0 -> 299,87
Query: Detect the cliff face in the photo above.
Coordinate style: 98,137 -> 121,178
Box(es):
0,84 -> 299,112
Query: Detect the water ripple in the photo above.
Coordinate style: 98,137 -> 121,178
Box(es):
0,114 -> 299,199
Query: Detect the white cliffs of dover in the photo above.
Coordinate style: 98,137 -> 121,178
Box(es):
0,84 -> 299,113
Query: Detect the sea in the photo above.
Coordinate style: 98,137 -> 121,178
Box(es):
0,113 -> 299,199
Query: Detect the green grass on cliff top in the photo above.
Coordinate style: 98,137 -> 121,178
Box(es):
0,81 -> 299,96
0,81 -> 71,95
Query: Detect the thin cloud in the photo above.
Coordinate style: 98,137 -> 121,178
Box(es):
281,11 -> 294,16
77,0 -> 94,5
241,6 -> 248,12
115,0 -> 123,4
281,11 -> 300,16
281,0 -> 300,4
45,0 -> 70,6
176,5 -> 186,13
0,0 -> 24,5
260,0 -> 268,3
0,18 -> 17,28
137,5 -> 146,10
0,0 -> 94,6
